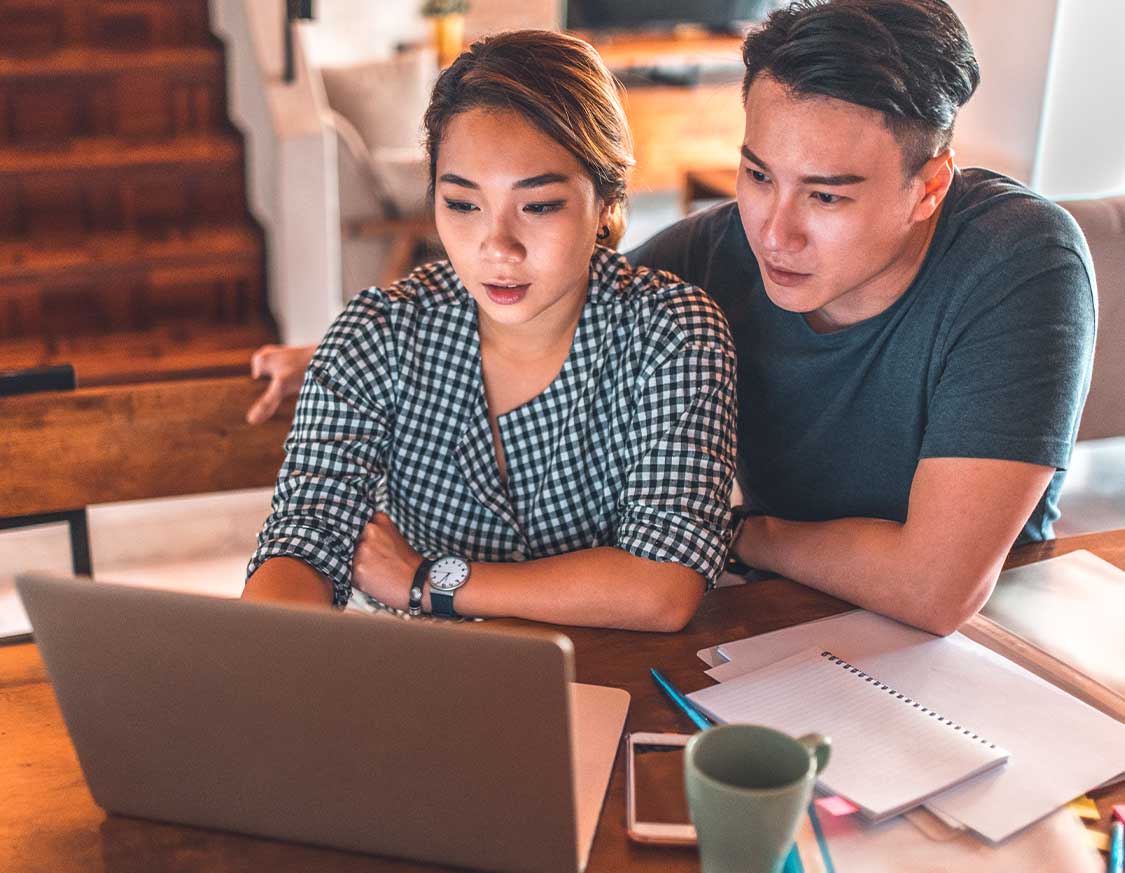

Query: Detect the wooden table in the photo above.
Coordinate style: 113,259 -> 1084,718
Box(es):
4,530 -> 1123,872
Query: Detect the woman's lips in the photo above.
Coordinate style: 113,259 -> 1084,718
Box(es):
763,263 -> 812,287
483,283 -> 530,305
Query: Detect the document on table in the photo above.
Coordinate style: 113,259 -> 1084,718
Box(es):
820,805 -> 1102,873
689,647 -> 1011,821
697,610 -> 1125,843
982,550 -> 1125,698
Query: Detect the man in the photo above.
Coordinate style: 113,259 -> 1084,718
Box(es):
249,0 -> 1095,635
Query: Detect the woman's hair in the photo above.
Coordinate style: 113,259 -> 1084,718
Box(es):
423,29 -> 633,245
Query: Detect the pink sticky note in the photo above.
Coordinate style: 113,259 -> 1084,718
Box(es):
1113,803 -> 1125,824
816,796 -> 859,817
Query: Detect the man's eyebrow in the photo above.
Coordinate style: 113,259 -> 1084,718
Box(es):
741,145 -> 866,186
437,172 -> 570,190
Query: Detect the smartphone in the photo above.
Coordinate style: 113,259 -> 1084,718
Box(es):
625,731 -> 697,845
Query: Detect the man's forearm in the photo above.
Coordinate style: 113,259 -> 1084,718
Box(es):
736,515 -> 997,635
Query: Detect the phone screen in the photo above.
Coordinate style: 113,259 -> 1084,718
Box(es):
632,741 -> 692,826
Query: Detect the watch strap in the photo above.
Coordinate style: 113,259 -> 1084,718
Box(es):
430,589 -> 460,619
727,506 -> 756,576
409,559 -> 434,616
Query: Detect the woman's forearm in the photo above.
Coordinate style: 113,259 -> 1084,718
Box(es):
447,547 -> 705,632
243,557 -> 335,607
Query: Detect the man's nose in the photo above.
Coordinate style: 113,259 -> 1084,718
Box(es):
761,201 -> 806,253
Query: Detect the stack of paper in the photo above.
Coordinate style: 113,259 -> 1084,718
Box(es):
696,610 -> 1125,843
689,647 -> 1011,821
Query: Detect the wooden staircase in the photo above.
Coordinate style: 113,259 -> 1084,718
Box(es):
0,0 -> 276,385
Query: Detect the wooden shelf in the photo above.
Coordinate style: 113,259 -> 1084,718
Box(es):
585,32 -> 746,193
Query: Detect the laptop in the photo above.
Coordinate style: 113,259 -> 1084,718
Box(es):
16,573 -> 630,873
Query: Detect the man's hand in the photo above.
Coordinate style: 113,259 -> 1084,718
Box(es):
246,344 -> 316,425
352,513 -> 423,611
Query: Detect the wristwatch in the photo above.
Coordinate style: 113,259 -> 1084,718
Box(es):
409,559 -> 434,617
427,556 -> 471,618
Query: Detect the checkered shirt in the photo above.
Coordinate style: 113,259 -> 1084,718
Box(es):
247,247 -> 738,607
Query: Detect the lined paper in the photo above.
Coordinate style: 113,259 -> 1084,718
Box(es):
688,647 -> 1010,821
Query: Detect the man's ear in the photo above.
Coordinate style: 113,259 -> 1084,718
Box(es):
911,148 -> 955,223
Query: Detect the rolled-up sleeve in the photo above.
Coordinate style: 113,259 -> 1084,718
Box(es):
614,337 -> 738,588
246,296 -> 398,606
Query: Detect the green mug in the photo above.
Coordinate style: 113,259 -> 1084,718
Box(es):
684,724 -> 831,873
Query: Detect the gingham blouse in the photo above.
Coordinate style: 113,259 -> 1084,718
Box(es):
248,247 -> 738,607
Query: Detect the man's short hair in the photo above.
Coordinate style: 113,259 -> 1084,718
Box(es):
742,0 -> 981,176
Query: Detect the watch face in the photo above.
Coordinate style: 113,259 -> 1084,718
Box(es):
429,557 -> 469,592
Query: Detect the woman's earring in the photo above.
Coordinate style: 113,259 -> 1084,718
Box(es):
596,225 -> 610,241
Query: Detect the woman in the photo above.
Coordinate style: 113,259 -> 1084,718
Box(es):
243,30 -> 737,632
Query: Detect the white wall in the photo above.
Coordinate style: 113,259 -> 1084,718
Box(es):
947,0 -> 1059,183
211,0 -> 342,345
464,0 -> 561,38
303,0 -> 425,66
1032,0 -> 1125,199
303,0 -> 560,69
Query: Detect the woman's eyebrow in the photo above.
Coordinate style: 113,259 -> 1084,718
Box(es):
513,173 -> 569,190
437,172 -> 570,190
438,173 -> 478,189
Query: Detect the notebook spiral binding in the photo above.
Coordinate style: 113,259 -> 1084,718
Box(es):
819,650 -> 998,749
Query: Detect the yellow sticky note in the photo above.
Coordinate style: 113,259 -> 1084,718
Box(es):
1087,829 -> 1110,853
1069,796 -> 1100,821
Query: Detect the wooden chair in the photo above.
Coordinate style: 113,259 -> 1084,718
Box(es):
0,376 -> 295,576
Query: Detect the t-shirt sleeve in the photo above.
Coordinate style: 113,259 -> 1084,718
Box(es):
921,243 -> 1096,469
245,296 -> 399,606
613,324 -> 739,588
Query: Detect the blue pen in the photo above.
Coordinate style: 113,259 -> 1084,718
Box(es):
1111,820 -> 1123,873
650,667 -> 713,730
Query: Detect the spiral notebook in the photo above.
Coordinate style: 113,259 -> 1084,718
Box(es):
688,647 -> 1011,821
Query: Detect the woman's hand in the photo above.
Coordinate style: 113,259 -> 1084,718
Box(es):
352,513 -> 422,610
246,344 -> 316,425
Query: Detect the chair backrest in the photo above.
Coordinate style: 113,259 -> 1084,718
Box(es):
1058,195 -> 1125,441
0,376 -> 294,519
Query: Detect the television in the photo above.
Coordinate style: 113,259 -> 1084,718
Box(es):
565,0 -> 776,33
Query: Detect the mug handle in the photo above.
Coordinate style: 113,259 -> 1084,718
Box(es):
797,733 -> 831,774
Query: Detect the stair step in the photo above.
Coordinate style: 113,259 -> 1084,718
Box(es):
0,46 -> 226,145
0,322 -> 277,387
0,0 -> 212,55
0,0 -> 273,386
1,166 -> 248,241
0,225 -> 261,282
0,226 -> 265,339
0,45 -> 221,79
0,134 -> 242,178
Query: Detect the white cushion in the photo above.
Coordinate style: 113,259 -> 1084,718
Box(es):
320,48 -> 439,153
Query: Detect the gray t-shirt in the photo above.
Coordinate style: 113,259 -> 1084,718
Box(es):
628,168 -> 1096,541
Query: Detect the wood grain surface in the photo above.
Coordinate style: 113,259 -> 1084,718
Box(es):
2,532 -> 1122,872
0,376 -> 294,517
